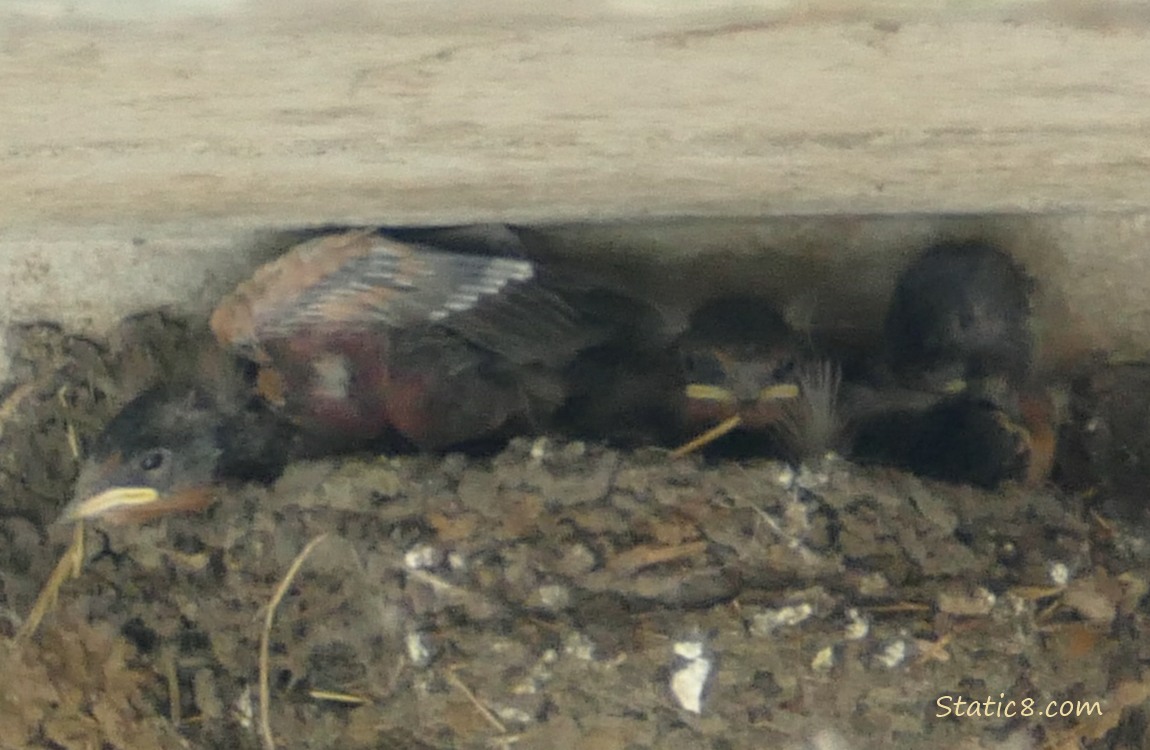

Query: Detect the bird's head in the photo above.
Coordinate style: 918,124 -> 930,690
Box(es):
61,388 -> 227,525
681,344 -> 801,427
884,240 -> 1033,397
678,297 -> 805,428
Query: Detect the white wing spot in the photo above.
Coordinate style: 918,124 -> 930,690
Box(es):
311,354 -> 351,400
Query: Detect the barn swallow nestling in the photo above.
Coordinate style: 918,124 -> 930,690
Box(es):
884,239 -> 1034,400
670,297 -> 843,462
63,228 -> 666,524
861,239 -> 1055,487
63,385 -> 296,524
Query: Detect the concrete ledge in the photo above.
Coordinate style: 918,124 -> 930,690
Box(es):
4,213 -> 1149,385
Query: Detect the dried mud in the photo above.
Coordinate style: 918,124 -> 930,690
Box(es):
2,316 -> 1150,750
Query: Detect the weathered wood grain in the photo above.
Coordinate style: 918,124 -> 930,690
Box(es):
4,3 -> 1150,229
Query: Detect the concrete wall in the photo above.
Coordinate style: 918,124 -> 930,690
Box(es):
3,1 -> 1150,380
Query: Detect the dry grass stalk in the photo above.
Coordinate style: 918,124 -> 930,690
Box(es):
259,533 -> 328,750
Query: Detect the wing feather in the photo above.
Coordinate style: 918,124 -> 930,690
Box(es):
211,230 -> 588,366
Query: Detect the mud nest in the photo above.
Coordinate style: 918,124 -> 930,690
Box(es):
2,313 -> 1150,750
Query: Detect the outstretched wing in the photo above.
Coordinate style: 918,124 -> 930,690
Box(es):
210,230 -> 586,366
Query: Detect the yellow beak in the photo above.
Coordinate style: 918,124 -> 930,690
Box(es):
684,384 -> 737,403
758,383 -> 800,401
62,487 -> 161,521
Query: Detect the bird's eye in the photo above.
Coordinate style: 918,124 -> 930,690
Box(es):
139,449 -> 168,472
682,350 -> 726,383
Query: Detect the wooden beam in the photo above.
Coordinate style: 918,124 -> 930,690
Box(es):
4,2 -> 1150,230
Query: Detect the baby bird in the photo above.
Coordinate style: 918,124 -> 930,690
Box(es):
883,239 -> 1033,400
671,297 -> 843,463
851,239 -> 1051,487
63,228 -> 662,524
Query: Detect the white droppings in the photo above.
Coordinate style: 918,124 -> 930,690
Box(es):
405,631 -> 433,667
750,603 -> 813,636
811,645 -> 836,672
495,706 -> 534,724
875,639 -> 908,669
843,608 -> 869,641
563,632 -> 596,662
776,465 -> 797,488
403,544 -> 442,570
673,640 -> 706,659
670,640 -> 712,714
1048,561 -> 1071,587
